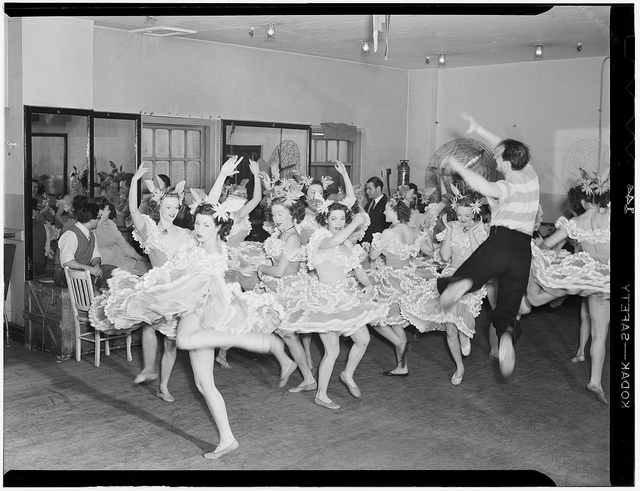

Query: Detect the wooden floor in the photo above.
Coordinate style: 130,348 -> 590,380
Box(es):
4,297 -> 612,487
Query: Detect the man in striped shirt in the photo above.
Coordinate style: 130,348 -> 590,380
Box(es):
437,113 -> 540,378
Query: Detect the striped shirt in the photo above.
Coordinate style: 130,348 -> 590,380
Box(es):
489,164 -> 540,235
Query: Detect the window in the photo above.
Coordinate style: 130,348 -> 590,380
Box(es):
310,128 -> 361,194
142,124 -> 206,188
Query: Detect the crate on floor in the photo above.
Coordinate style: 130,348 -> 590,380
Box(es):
23,279 -> 141,361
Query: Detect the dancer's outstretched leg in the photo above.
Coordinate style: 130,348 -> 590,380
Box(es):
188,347 -> 238,459
176,313 -> 273,353
134,324 -> 159,383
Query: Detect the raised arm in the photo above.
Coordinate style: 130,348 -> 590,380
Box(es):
443,155 -> 506,201
209,156 -> 243,204
128,166 -> 149,233
318,213 -> 366,250
439,215 -> 454,262
237,159 -> 262,219
460,112 -> 502,149
335,160 -> 355,199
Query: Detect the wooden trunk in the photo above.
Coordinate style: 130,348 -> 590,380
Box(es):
23,280 -> 140,361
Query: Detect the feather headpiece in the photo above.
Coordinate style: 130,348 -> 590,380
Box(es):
578,167 -> 610,196
146,178 -> 185,205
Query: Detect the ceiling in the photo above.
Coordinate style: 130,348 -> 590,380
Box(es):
69,6 -> 611,70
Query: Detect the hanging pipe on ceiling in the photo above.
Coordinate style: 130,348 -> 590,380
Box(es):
597,56 -> 610,173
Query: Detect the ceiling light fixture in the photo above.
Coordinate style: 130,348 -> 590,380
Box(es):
130,26 -> 197,37
266,23 -> 276,40
361,40 -> 370,55
534,44 -> 543,60
438,53 -> 446,67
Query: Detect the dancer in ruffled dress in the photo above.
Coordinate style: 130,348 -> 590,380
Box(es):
95,165 -> 192,402
368,195 -> 433,376
256,195 -> 317,392
402,195 -> 488,385
279,201 -> 388,409
295,162 -> 368,370
203,157 -> 269,368
526,172 -> 610,403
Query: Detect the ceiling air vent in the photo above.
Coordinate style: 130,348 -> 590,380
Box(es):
130,26 -> 196,37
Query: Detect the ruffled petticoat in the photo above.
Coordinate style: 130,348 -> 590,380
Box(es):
367,263 -> 432,328
90,246 -> 283,340
89,270 -> 177,337
226,241 -> 269,291
276,275 -> 389,337
530,243 -> 610,299
401,272 -> 487,338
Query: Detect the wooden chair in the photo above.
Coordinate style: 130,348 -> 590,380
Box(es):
63,266 -> 133,367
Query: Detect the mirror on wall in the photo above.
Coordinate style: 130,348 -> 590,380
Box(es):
221,120 -> 311,241
25,107 -> 141,281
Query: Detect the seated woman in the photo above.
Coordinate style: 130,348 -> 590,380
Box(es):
92,197 -> 150,276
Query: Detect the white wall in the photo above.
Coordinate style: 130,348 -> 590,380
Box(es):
92,27 -> 410,187
432,57 -> 610,221
22,17 -> 93,108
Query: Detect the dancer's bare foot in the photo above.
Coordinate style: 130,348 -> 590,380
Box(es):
155,390 -> 175,403
451,367 -> 465,385
571,351 -> 586,363
587,383 -> 608,404
215,355 -> 232,369
204,439 -> 239,460
134,370 -> 159,384
277,359 -> 297,388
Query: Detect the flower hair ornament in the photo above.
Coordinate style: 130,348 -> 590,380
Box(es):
211,200 -> 244,222
189,187 -> 244,220
291,170 -> 314,188
388,191 -> 410,209
264,177 -> 305,207
146,177 -> 186,205
470,196 -> 488,216
68,166 -> 89,187
448,182 -> 465,208
97,161 -> 126,189
316,197 -> 335,217
320,175 -> 334,190
578,167 -> 610,196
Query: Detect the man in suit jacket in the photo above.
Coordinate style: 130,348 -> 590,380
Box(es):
361,176 -> 389,244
